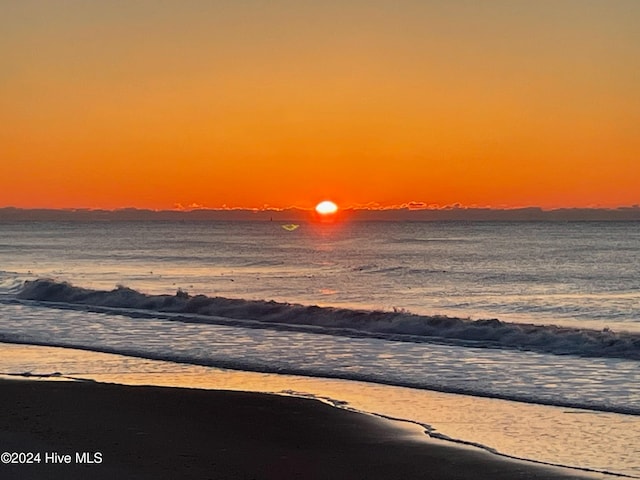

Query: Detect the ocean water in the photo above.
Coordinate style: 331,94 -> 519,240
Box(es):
1,220 -> 639,476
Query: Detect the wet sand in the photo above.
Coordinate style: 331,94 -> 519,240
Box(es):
0,379 -> 597,479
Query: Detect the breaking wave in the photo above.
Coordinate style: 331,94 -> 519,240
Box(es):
13,279 -> 640,361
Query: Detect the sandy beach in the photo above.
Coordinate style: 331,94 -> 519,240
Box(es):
0,379 -> 599,480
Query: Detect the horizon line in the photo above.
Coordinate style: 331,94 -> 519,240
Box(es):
2,204 -> 639,213
1,205 -> 639,222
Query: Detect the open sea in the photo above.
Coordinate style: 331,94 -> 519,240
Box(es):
1,220 -> 639,477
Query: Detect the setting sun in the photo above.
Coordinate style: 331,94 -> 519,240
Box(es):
315,201 -> 339,215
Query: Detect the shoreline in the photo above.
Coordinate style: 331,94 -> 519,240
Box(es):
0,378 -> 603,479
1,341 -> 637,478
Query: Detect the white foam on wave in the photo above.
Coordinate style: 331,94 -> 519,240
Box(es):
14,279 -> 640,361
0,274 -> 29,294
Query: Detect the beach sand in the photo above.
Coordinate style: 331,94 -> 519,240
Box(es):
0,379 -> 596,479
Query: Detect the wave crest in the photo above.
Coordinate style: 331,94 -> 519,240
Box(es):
16,279 -> 640,361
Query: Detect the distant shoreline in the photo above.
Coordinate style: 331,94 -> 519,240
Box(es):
1,206 -> 639,222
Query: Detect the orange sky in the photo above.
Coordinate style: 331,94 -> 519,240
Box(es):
1,1 -> 639,210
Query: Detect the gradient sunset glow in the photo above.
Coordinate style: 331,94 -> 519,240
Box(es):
1,1 -> 639,211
